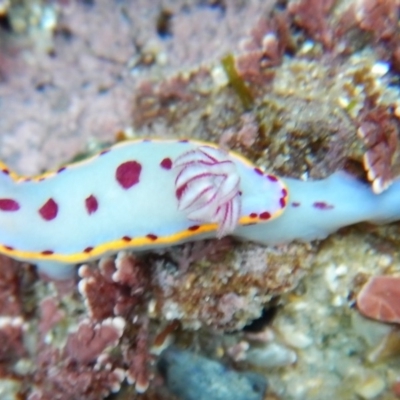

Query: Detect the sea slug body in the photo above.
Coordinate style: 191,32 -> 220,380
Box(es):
1,138 -> 400,279
0,139 -> 287,277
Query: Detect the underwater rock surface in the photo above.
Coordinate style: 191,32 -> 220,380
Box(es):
157,347 -> 267,400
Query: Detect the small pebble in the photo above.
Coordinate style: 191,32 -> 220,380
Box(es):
371,61 -> 390,77
246,342 -> 297,367
355,375 -> 385,399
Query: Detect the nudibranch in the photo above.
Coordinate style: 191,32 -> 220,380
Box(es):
1,138 -> 400,279
0,139 -> 287,278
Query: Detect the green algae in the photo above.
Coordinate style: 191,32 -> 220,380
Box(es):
221,53 -> 254,111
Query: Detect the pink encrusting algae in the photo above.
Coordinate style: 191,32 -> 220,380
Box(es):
357,275 -> 400,324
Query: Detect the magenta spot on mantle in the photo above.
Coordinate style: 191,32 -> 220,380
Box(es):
146,234 -> 158,241
39,198 -> 58,221
313,201 -> 334,210
116,161 -> 142,189
84,247 -> 93,253
267,174 -> 278,182
41,250 -> 54,255
85,195 -> 98,215
260,211 -> 271,220
188,225 -> 200,231
57,167 -> 66,174
254,168 -> 263,175
292,202 -> 301,207
2,169 -> 9,175
279,197 -> 286,208
249,213 -> 258,218
4,245 -> 13,251
160,157 -> 172,170
122,236 -> 131,242
0,198 -> 20,211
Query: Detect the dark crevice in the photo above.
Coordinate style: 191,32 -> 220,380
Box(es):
156,9 -> 173,39
0,15 -> 12,33
54,26 -> 74,42
243,303 -> 279,332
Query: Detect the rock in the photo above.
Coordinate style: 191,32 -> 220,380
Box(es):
157,347 -> 267,400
